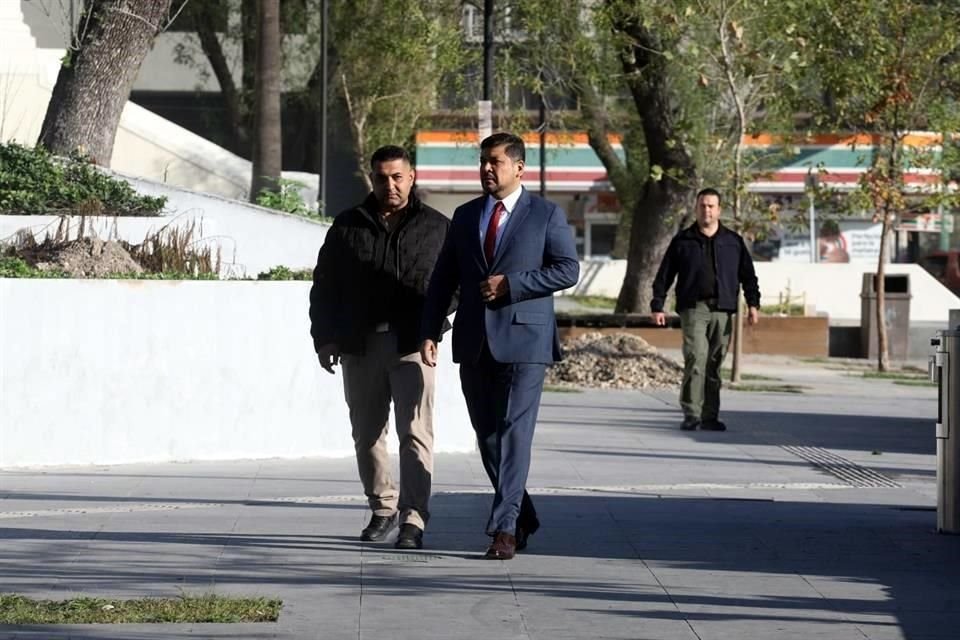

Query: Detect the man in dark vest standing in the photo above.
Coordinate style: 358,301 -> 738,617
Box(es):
651,187 -> 761,431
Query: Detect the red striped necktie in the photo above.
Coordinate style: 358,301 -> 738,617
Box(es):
484,201 -> 505,264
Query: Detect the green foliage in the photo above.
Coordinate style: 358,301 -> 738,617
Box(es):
256,265 -> 312,280
325,0 -> 467,183
0,143 -> 166,216
255,179 -> 327,219
792,1 -> 960,218
0,257 -> 65,278
759,303 -> 805,316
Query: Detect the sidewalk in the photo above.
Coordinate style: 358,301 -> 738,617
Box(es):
0,359 -> 954,640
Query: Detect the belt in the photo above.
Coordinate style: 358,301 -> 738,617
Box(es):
699,298 -> 719,310
374,322 -> 391,333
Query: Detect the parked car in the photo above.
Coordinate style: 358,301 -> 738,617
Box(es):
919,250 -> 960,295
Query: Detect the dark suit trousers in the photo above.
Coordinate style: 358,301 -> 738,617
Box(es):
459,344 -> 545,536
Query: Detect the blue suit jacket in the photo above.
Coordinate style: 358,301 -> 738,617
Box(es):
422,188 -> 580,364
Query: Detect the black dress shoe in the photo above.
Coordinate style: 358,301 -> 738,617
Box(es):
681,417 -> 701,430
360,513 -> 397,541
516,526 -> 530,551
394,523 -> 423,549
700,419 -> 727,431
484,532 -> 516,560
516,520 -> 539,551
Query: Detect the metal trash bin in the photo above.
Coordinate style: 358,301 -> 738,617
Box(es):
931,330 -> 960,534
861,273 -> 911,360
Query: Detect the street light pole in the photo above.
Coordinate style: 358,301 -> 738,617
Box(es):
538,75 -> 546,197
479,0 -> 494,141
318,0 -> 328,213
806,172 -> 819,263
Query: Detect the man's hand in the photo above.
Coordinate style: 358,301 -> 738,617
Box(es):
420,339 -> 438,367
479,274 -> 509,303
317,343 -> 340,374
747,306 -> 759,326
652,312 -> 667,326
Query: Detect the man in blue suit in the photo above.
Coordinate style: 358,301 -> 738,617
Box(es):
420,132 -> 580,560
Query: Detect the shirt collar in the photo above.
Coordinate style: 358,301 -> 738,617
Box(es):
488,185 -> 523,214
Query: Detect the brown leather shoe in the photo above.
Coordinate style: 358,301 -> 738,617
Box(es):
484,532 -> 517,560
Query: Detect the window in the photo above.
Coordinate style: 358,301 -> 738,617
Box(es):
922,255 -> 948,279
462,3 -> 482,43
460,3 -> 526,43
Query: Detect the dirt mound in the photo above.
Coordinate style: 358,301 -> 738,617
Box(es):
22,237 -> 143,278
547,332 -> 684,390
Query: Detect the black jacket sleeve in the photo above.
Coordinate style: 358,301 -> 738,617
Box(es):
309,224 -> 341,352
421,218 -> 460,342
738,236 -> 761,308
650,236 -> 678,313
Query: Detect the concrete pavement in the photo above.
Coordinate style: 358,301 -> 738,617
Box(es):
0,356 -> 954,640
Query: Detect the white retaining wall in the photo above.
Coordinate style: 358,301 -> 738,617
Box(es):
564,259 -> 960,324
0,280 -> 473,468
0,174 -> 330,279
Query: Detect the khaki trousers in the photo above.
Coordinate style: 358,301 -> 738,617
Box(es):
341,331 -> 435,530
679,301 -> 732,421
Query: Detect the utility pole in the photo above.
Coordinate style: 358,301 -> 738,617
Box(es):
538,78 -> 546,197
479,0 -> 494,141
318,0 -> 328,213
806,172 -> 819,263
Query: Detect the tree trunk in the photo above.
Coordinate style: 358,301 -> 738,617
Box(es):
617,183 -> 689,312
191,1 -> 249,154
250,0 -> 283,202
37,0 -> 174,165
242,0 -> 257,95
875,210 -> 892,372
613,16 -> 697,313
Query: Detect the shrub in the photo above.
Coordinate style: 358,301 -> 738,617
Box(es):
255,179 -> 328,220
0,256 -> 66,278
0,143 -> 166,216
256,265 -> 312,280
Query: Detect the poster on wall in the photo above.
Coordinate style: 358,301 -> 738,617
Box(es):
754,220 -> 884,263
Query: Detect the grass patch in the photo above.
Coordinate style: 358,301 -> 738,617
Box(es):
759,303 -> 805,316
0,594 -> 281,624
861,371 -> 930,382
543,384 -> 583,393
728,383 -> 806,394
565,295 -> 617,310
893,379 -> 936,387
799,356 -> 830,364
721,369 -> 781,382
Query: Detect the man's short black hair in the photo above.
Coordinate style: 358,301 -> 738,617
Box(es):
480,132 -> 525,162
370,145 -> 411,169
696,187 -> 722,204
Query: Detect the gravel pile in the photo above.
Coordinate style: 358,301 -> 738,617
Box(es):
547,332 -> 683,390
34,238 -> 144,278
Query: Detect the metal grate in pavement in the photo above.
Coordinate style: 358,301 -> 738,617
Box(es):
365,553 -> 443,564
781,445 -> 901,488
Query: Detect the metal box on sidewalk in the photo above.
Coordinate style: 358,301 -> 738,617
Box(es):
931,329 -> 960,534
861,273 -> 911,360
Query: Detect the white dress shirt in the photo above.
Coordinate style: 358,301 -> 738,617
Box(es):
478,185 -> 523,257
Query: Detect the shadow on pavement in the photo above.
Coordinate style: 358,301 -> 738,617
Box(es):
2,493 -> 959,639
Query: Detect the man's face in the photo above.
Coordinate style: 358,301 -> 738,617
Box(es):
696,194 -> 721,227
371,158 -> 415,211
480,144 -> 524,198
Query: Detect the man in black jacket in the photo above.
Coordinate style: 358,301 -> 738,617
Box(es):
309,145 -> 450,550
651,188 -> 761,431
